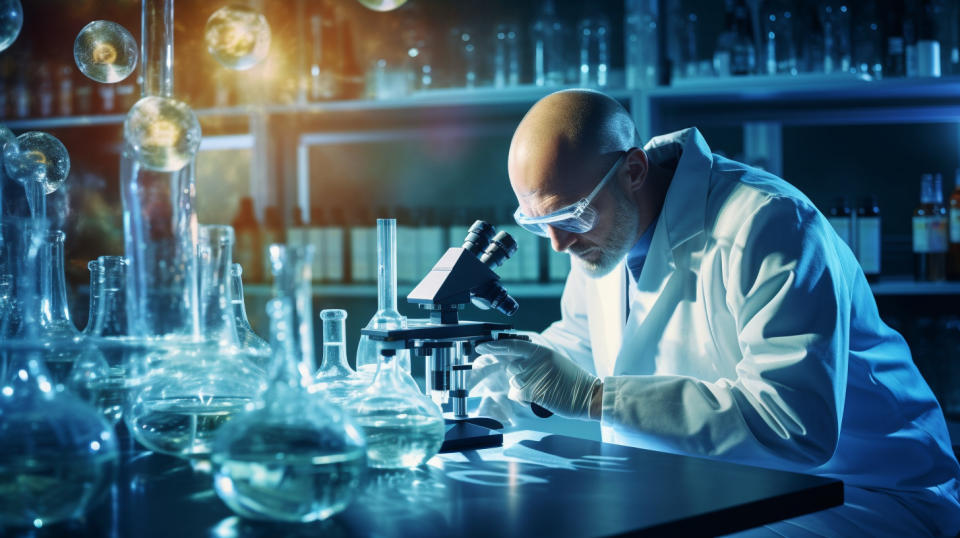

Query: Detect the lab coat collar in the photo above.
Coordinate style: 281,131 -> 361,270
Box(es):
643,128 -> 712,258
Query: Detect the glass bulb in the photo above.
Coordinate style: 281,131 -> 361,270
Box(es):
3,131 -> 70,195
0,0 -> 22,53
204,6 -> 271,71
74,20 -> 138,83
123,96 -> 202,172
356,0 -> 409,12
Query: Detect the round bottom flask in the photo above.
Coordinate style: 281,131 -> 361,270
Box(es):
212,299 -> 367,522
350,349 -> 444,469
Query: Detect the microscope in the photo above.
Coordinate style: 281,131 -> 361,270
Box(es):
360,220 -> 533,452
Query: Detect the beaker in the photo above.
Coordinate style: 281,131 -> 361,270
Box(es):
356,218 -> 411,378
349,348 -> 444,469
230,262 -> 270,360
0,217 -> 119,528
311,309 -> 367,405
211,297 -> 366,522
124,226 -> 267,458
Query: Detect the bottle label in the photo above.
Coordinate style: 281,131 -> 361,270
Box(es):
323,227 -> 344,281
350,228 -> 374,282
929,215 -> 949,252
827,217 -> 852,248
856,216 -> 881,274
396,225 -> 419,283
307,227 -> 326,282
950,207 -> 960,243
913,216 -> 930,253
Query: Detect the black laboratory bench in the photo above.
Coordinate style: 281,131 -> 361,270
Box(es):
8,431 -> 843,538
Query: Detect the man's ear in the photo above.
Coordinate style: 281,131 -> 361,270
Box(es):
624,148 -> 648,194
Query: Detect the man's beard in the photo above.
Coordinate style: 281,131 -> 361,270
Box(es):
571,189 -> 639,278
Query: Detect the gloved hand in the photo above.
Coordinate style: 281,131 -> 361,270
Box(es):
474,339 -> 601,419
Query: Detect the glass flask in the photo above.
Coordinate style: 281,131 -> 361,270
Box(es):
349,348 -> 444,469
0,217 -> 119,528
124,226 -> 267,458
0,0 -> 22,53
204,5 -> 271,71
211,297 -> 367,523
74,20 -> 138,83
231,262 -> 270,360
311,309 -> 367,406
531,0 -> 567,86
356,218 -> 411,378
3,131 -> 70,219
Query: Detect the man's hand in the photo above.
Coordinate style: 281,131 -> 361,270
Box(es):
474,339 -> 601,419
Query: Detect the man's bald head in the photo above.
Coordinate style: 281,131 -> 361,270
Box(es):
508,89 -> 639,204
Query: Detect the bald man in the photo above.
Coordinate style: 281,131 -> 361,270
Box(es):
474,90 -> 960,536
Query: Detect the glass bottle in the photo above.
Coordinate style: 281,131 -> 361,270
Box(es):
39,229 -> 83,383
913,173 -> 948,281
624,0 -> 658,88
731,0 -> 757,75
349,348 -> 444,469
0,217 -> 119,528
578,15 -> 611,87
493,22 -> 520,88
531,0 -> 566,86
356,218 -> 411,378
124,226 -> 267,458
211,297 -> 367,523
312,309 -> 367,405
948,169 -> 960,281
713,0 -> 736,77
231,262 -> 270,359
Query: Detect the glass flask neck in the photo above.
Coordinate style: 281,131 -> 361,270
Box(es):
200,226 -> 238,346
85,256 -> 128,337
371,352 -> 403,388
230,263 -> 254,328
373,218 -> 403,327
269,244 -> 317,373
265,297 -> 310,392
318,309 -> 353,377
142,0 -> 174,98
41,230 -> 77,334
3,353 -> 57,403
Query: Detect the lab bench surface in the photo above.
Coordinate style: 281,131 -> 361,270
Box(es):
9,431 -> 843,538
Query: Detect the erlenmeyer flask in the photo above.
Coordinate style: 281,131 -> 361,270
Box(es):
211,296 -> 367,522
230,262 -> 270,359
311,309 -> 367,405
124,225 -> 267,458
349,348 -> 444,469
0,217 -> 119,528
356,218 -> 411,378
38,229 -> 83,383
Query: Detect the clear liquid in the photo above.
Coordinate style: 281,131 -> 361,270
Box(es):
355,413 -> 444,469
0,453 -> 115,527
128,396 -> 250,457
213,435 -> 366,523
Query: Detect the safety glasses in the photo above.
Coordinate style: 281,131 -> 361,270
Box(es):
513,151 -> 627,237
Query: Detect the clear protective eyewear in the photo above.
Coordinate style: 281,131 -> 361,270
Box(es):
513,151 -> 627,237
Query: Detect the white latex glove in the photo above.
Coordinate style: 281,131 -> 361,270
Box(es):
474,339 -> 600,419
468,354 -> 521,426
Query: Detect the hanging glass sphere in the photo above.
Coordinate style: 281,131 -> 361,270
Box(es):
204,6 -> 271,71
357,0 -> 408,12
3,132 -> 70,195
124,96 -> 202,172
74,20 -> 138,83
0,0 -> 22,53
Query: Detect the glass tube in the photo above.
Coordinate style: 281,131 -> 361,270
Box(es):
356,219 -> 409,376
230,262 -> 270,358
268,244 -> 316,376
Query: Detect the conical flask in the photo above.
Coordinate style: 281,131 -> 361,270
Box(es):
356,218 -> 411,378
0,217 -> 119,528
311,309 -> 367,405
211,295 -> 367,522
230,262 -> 270,359
124,225 -> 267,458
349,348 -> 444,469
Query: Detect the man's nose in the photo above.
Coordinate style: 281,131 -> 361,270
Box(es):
547,226 -> 577,252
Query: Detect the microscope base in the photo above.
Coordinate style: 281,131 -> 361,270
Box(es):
439,416 -> 504,453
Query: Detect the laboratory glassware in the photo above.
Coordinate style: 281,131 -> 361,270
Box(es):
356,218 -> 411,378
0,217 -> 119,528
821,2 -> 852,74
3,131 -> 70,219
231,262 -> 270,359
124,226 -> 267,458
211,298 -> 367,523
312,309 -> 367,406
493,22 -> 520,88
577,15 -> 610,87
349,348 -> 444,469
0,0 -> 21,52
74,20 -> 138,83
624,0 -> 658,88
204,5 -> 271,71
730,0 -> 757,75
531,0 -> 567,86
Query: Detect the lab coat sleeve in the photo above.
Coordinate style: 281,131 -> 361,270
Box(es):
601,196 -> 850,469
536,258 -> 596,375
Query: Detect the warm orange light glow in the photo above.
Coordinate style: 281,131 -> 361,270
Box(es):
92,42 -> 118,65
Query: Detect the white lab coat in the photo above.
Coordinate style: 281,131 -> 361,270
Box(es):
539,128 -> 960,534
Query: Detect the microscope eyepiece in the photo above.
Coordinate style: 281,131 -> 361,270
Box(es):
479,230 -> 517,269
462,220 -> 496,257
